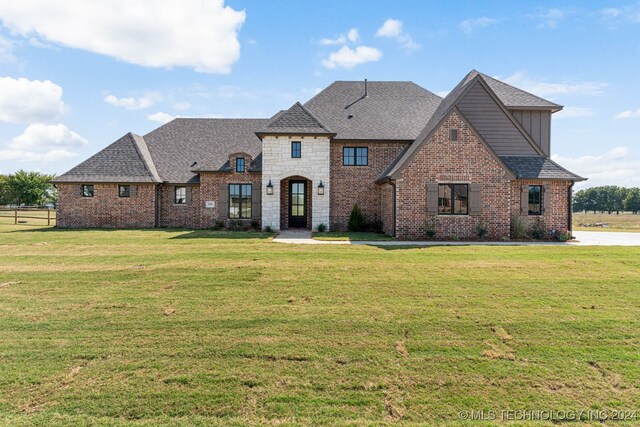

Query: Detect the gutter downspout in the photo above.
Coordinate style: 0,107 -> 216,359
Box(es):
568,181 -> 574,237
155,182 -> 164,228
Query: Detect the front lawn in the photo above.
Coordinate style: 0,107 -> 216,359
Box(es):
1,224 -> 639,425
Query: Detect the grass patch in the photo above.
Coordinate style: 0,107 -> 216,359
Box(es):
574,212 -> 640,232
1,223 -> 640,425
312,231 -> 394,241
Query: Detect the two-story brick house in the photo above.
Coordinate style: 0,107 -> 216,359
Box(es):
53,70 -> 585,239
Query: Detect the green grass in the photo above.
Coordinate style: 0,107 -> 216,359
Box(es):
574,212 -> 640,232
312,231 -> 395,241
1,224 -> 640,426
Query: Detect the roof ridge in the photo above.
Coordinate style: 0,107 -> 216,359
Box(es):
129,133 -> 162,182
476,72 -> 562,110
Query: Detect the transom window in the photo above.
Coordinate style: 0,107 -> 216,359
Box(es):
528,185 -> 543,215
235,157 -> 245,173
291,141 -> 301,158
229,183 -> 252,219
174,186 -> 186,204
82,184 -> 94,198
343,147 -> 368,166
118,185 -> 130,198
438,184 -> 468,215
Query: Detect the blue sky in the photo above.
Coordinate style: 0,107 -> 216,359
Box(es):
0,0 -> 638,188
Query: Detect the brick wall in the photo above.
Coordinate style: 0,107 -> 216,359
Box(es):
395,111 -> 512,240
330,140 -> 407,230
510,179 -> 571,233
380,182 -> 395,236
57,183 -> 155,228
158,184 -> 201,228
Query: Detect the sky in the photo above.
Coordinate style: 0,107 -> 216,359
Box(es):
0,0 -> 638,189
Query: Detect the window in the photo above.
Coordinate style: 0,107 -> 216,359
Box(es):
229,183 -> 252,219
235,157 -> 245,173
174,186 -> 186,204
118,185 -> 130,198
343,146 -> 368,166
450,128 -> 458,142
528,185 -> 543,215
438,184 -> 468,215
82,184 -> 94,198
291,141 -> 301,158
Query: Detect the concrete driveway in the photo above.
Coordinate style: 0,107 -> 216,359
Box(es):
570,231 -> 640,246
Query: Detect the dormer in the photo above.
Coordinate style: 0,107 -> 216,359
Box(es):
228,152 -> 252,174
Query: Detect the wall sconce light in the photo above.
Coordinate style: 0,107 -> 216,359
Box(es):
317,180 -> 325,195
266,180 -> 274,195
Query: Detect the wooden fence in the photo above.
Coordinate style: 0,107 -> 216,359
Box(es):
0,207 -> 56,226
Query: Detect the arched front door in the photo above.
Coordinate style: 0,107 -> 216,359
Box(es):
288,180 -> 307,228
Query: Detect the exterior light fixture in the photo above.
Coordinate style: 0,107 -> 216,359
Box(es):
317,181 -> 325,195
266,180 -> 274,195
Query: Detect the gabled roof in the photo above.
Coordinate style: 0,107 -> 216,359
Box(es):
381,71 -> 548,180
304,81 -> 441,140
144,118 -> 267,183
478,72 -> 563,112
257,102 -> 333,136
53,132 -> 161,183
500,156 -> 586,181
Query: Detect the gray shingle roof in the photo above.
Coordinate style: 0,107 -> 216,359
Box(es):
304,81 -> 441,140
500,156 -> 586,180
53,132 -> 161,183
479,72 -> 562,111
144,118 -> 268,183
258,102 -> 333,135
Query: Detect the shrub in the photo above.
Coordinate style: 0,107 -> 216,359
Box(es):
264,225 -> 273,233
424,216 -> 439,238
250,220 -> 261,231
364,219 -> 383,233
510,215 -> 527,239
558,231 -> 571,242
211,220 -> 225,230
347,204 -> 364,232
316,223 -> 327,232
529,217 -> 546,240
227,219 -> 243,231
475,220 -> 489,239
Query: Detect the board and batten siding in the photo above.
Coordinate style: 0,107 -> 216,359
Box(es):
456,81 -> 539,157
510,110 -> 551,156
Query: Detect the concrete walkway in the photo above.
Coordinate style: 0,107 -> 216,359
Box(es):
273,230 -> 640,246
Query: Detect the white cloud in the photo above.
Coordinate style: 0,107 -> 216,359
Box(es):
614,108 -> 640,119
0,0 -> 246,73
599,6 -> 640,22
0,123 -> 86,163
147,112 -> 178,124
376,19 -> 402,37
552,147 -> 640,188
319,28 -> 359,45
104,92 -> 161,110
501,72 -> 607,98
173,101 -> 192,111
534,8 -> 565,29
458,17 -> 497,34
0,76 -> 67,123
322,45 -> 382,69
0,36 -> 15,62
375,19 -> 419,50
555,107 -> 595,119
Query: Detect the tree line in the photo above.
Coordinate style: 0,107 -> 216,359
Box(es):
0,170 -> 57,207
573,186 -> 640,214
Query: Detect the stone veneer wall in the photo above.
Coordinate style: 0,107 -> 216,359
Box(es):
510,179 -> 571,233
261,135 -> 330,231
57,183 -> 155,228
395,110 -> 512,240
329,141 -> 407,230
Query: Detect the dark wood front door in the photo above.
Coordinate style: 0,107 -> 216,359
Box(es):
288,180 -> 307,228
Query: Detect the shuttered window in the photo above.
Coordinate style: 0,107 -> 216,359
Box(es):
174,186 -> 186,204
229,184 -> 252,219
82,185 -> 94,197
118,185 -> 130,198
438,184 -> 468,215
528,185 -> 543,215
